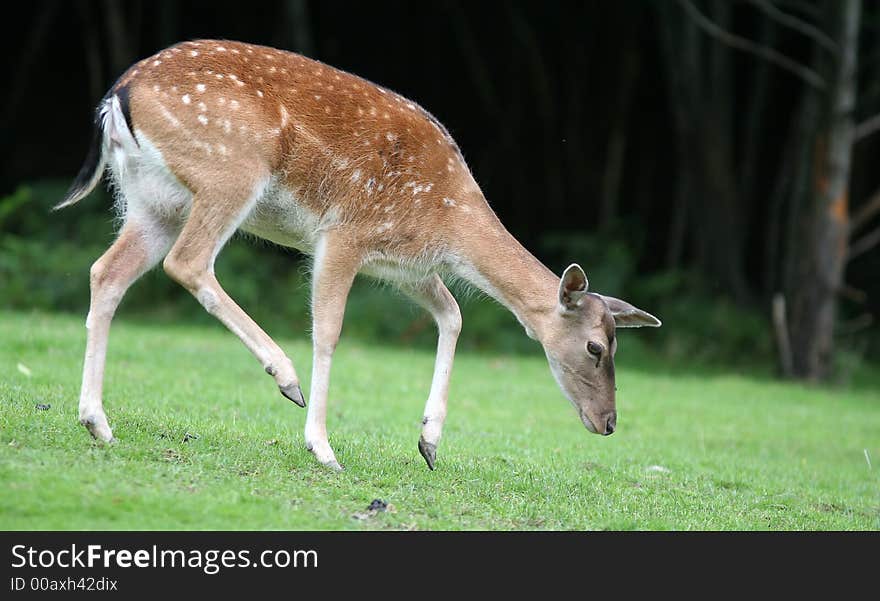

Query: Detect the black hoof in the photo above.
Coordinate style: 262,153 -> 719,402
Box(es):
279,383 -> 306,407
418,436 -> 437,471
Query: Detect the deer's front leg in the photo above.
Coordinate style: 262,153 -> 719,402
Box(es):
304,232 -> 362,471
401,275 -> 462,470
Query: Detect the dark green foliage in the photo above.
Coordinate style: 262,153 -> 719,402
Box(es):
0,180 -> 873,371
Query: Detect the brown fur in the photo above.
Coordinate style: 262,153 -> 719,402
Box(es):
122,39 -> 485,260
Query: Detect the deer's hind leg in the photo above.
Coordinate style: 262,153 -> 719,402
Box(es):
79,217 -> 177,441
161,182 -> 305,406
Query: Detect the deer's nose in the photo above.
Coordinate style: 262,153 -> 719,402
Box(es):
603,412 -> 617,436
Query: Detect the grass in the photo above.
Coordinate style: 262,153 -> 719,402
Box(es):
0,309 -> 878,530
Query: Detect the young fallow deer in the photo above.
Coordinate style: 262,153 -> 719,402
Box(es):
58,40 -> 660,471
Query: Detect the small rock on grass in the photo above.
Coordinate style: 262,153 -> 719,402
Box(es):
352,498 -> 396,520
368,499 -> 388,512
34,403 -> 51,411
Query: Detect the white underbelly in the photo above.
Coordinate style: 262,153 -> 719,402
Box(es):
240,179 -> 326,254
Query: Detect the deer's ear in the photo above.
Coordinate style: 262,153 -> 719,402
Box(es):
558,264 -> 589,310
598,294 -> 662,328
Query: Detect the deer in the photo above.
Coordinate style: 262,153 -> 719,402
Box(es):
57,39 -> 660,471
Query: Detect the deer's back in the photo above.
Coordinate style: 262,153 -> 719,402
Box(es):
114,39 -> 488,260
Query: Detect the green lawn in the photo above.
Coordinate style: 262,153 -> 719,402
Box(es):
0,310 -> 877,530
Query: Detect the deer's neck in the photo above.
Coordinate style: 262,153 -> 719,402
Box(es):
451,210 -> 558,343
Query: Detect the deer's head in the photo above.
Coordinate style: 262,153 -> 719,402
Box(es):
542,264 -> 660,435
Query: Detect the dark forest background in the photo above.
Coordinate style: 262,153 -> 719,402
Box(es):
2,0 -> 879,383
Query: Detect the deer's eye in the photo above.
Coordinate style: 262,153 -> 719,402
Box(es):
587,341 -> 604,356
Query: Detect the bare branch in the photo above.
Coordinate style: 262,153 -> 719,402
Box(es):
853,112 -> 880,142
838,313 -> 873,335
850,187 -> 880,233
848,225 -> 880,261
746,0 -> 839,56
770,0 -> 820,21
838,284 -> 867,304
677,0 -> 825,89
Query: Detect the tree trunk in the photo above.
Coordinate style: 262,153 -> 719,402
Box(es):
788,0 -> 860,380
281,0 -> 315,57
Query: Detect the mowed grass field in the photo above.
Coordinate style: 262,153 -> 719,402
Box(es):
1,310 -> 878,530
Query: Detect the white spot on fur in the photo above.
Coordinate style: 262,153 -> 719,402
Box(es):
182,94 -> 191,105
158,104 -> 181,127
443,197 -> 456,207
216,46 -> 227,52
152,60 -> 161,67
197,114 -> 209,125
314,95 -> 322,101
196,83 -> 206,93
256,90 -> 264,98
386,132 -> 397,141
376,221 -> 393,234
192,139 -> 213,155
198,102 -> 207,112
222,119 -> 232,134
230,100 -> 240,109
280,104 -> 289,127
351,169 -> 362,182
365,178 -> 376,195
153,84 -> 161,92
190,50 -> 199,57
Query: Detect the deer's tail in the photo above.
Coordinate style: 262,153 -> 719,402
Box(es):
54,83 -> 135,211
